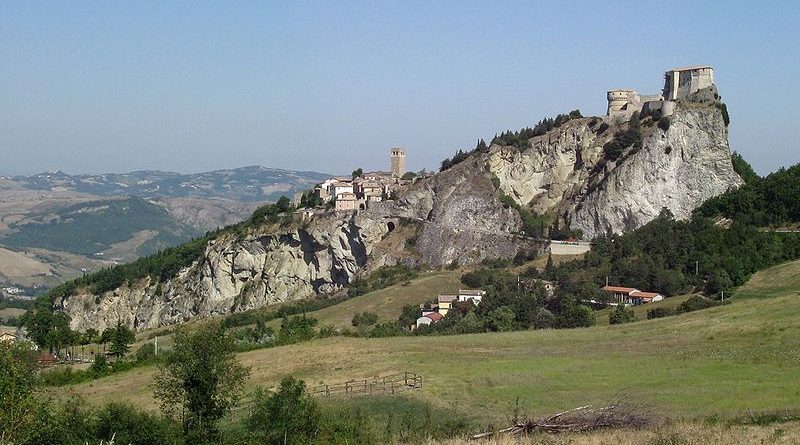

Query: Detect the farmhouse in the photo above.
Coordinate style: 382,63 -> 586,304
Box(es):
436,294 -> 458,316
415,312 -> 443,329
458,289 -> 486,304
602,285 -> 664,305
0,332 -> 17,343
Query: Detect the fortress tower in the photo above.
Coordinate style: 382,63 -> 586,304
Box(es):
390,148 -> 406,178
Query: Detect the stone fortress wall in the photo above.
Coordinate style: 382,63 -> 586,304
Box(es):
607,66 -> 714,120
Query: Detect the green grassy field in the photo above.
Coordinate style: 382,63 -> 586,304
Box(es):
593,293 -> 695,325
65,259 -> 800,424
267,269 -> 464,330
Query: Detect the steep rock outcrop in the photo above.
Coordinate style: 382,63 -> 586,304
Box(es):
61,213 -> 388,332
60,103 -> 739,333
488,104 -> 742,239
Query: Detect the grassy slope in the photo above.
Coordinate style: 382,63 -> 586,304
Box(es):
267,269 -> 464,330
66,259 -> 800,422
593,293 -> 695,326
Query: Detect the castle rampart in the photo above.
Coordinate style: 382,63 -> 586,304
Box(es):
606,65 -> 714,121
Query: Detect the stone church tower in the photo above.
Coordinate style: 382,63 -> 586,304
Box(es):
390,148 -> 406,178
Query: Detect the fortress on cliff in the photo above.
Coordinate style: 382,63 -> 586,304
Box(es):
607,66 -> 715,120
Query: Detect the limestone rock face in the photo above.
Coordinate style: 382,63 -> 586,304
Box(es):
61,213 -> 388,332
387,157 -> 542,266
488,105 -> 742,239
570,108 -> 742,238
60,104 -> 738,333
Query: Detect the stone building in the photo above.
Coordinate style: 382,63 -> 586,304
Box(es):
334,192 -> 358,212
390,148 -> 406,178
606,65 -> 715,121
663,66 -> 714,101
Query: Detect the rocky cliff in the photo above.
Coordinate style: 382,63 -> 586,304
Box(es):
488,103 -> 742,239
60,101 -> 741,333
61,160 -> 543,332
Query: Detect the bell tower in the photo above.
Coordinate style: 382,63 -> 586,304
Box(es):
390,148 -> 406,178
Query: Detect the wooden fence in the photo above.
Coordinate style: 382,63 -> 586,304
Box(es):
308,372 -> 422,398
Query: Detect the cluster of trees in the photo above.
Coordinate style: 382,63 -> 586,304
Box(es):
439,111 -> 585,172
696,159 -> 800,227
602,112 -> 643,162
554,206 -> 800,301
440,139 -> 489,172
22,298 -> 135,356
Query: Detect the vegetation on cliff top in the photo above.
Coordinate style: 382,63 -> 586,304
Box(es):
439,110 -> 583,172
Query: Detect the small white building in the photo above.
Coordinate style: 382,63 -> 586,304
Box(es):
602,285 -> 664,305
457,289 -> 486,304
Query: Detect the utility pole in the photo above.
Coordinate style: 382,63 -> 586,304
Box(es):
155,336 -> 158,356
721,290 -> 724,302
696,261 -> 699,275
605,276 -> 609,287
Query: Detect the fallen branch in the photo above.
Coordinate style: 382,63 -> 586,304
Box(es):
471,402 -> 651,440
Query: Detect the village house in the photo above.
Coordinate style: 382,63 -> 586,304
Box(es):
602,285 -> 664,305
0,332 -> 17,343
458,289 -> 486,304
415,312 -> 443,329
436,294 -> 458,316
334,192 -> 358,212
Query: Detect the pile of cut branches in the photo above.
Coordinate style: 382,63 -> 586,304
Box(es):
471,403 -> 651,439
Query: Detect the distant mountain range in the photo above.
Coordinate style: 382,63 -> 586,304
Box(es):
0,166 -> 333,290
4,166 -> 332,202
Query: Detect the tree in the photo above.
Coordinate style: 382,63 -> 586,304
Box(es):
247,376 -> 320,445
351,311 -> 379,328
401,171 -> 417,180
609,304 -> 636,325
352,168 -> 363,179
108,320 -> 135,359
276,196 -> 292,213
486,306 -> 517,332
0,341 -> 39,442
154,322 -> 250,442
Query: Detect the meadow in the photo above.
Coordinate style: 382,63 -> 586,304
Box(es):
65,259 -> 800,430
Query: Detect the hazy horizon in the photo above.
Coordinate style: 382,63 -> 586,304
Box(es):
3,1 -> 799,177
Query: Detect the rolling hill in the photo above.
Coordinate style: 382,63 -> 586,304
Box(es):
65,259 -> 800,424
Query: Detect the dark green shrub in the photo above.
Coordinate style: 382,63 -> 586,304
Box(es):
92,403 -> 181,445
135,342 -> 157,363
675,295 -> 720,314
351,311 -> 379,327
247,377 -> 321,445
647,307 -> 674,319
609,304 -> 636,325
658,116 -> 671,131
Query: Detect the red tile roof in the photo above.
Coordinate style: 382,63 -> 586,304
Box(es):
425,313 -> 444,322
602,286 -> 638,293
630,291 -> 662,299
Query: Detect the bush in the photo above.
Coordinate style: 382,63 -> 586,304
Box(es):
92,403 -> 181,445
247,377 -> 321,445
647,307 -> 674,319
90,354 -> 109,375
609,304 -> 636,325
135,342 -> 157,363
351,311 -> 379,327
658,116 -> 671,131
675,295 -> 721,314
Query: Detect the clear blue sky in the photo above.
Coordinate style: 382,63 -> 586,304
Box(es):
2,1 -> 798,176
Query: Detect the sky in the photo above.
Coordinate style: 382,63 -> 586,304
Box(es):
1,1 -> 799,176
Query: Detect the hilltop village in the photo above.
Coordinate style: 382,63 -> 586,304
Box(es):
307,147 -> 429,212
